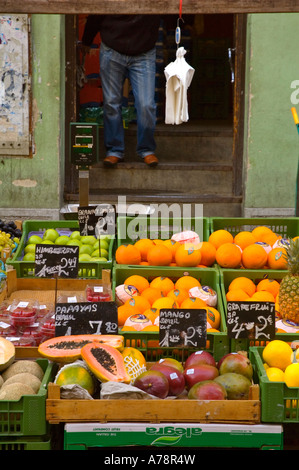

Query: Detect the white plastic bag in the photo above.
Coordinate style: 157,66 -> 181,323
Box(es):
164,47 -> 195,125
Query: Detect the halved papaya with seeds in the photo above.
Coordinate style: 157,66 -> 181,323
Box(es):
81,342 -> 131,383
38,334 -> 124,363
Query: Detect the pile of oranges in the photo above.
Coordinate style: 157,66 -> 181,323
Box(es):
209,226 -> 290,270
226,276 -> 280,304
115,237 -> 217,268
117,273 -> 221,335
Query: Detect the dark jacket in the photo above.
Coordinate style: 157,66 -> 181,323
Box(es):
82,15 -> 161,56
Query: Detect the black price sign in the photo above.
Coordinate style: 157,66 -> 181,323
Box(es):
34,244 -> 79,278
78,204 -> 116,237
78,205 -> 98,236
55,301 -> 118,336
227,301 -> 276,340
159,308 -> 207,348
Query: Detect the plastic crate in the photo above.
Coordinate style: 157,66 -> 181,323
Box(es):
250,346 -> 299,423
6,220 -> 114,279
117,216 -> 210,248
0,358 -> 57,437
114,265 -> 229,362
210,217 -> 299,238
219,269 -> 299,351
0,436 -> 52,450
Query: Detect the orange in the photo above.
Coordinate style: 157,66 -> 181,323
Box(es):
175,275 -> 201,292
175,243 -> 202,267
140,287 -> 162,305
162,239 -> 181,262
251,226 -> 275,242
167,288 -> 189,306
134,238 -> 154,261
118,303 -> 140,327
115,244 -> 141,265
209,229 -> 234,249
216,243 -> 242,268
124,274 -> 149,293
142,325 -> 159,332
150,276 -> 174,296
198,241 -> 216,267
124,296 -> 151,314
228,276 -> 256,297
267,247 -> 288,270
256,278 -> 280,299
206,306 -> 221,329
152,297 -> 179,312
226,289 -> 250,302
147,244 -> 173,266
241,243 -> 267,269
180,297 -> 207,309
250,291 -> 276,303
143,307 -> 159,324
152,239 -> 164,245
262,232 -> 280,247
233,231 -> 256,250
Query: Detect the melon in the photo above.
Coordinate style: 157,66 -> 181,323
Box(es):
3,373 -> 41,394
0,337 -> 15,372
0,383 -> 35,400
38,334 -> 124,363
81,342 -> 131,383
2,360 -> 44,382
55,360 -> 95,395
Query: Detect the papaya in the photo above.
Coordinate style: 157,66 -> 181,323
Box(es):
81,342 -> 131,383
38,334 -> 124,363
121,347 -> 147,381
55,360 -> 96,396
0,338 -> 15,372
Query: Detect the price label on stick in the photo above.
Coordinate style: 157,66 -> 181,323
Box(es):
34,244 -> 79,278
55,301 -> 118,336
159,308 -> 207,348
227,301 -> 276,340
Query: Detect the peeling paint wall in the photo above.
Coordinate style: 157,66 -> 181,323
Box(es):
0,14 -> 64,214
243,13 -> 299,216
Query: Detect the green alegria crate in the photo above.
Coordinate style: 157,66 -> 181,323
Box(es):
114,265 -> 229,362
210,217 -> 299,239
117,216 -> 210,247
0,358 -> 57,437
250,346 -> 299,423
6,220 -> 114,279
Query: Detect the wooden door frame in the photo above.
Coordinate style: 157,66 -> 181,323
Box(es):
64,13 -> 247,201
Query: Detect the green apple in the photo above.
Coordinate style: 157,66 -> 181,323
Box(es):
92,248 -> 108,259
28,235 -> 43,244
81,235 -> 97,246
23,252 -> 35,262
79,253 -> 92,262
55,235 -> 70,245
41,239 -> 54,244
24,243 -> 36,254
43,228 -> 59,242
91,256 -> 108,262
69,230 -> 81,240
79,244 -> 94,256
93,239 -> 109,251
67,239 -> 82,246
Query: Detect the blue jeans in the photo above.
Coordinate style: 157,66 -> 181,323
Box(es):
100,42 -> 157,160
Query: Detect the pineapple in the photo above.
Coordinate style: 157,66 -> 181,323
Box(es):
279,237 -> 299,325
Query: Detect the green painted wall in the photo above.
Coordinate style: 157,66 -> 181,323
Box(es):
0,15 -> 64,211
243,13 -> 299,215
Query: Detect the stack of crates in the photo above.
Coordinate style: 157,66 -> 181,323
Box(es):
0,358 -> 57,450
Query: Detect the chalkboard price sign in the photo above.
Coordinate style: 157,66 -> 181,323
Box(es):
159,308 -> 207,348
34,244 -> 79,278
227,301 -> 275,340
55,301 -> 118,336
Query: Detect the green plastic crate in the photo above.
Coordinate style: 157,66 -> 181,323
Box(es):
114,265 -> 229,362
0,435 -> 52,450
7,220 -> 114,279
219,268 -> 299,351
210,217 -> 299,238
0,358 -> 57,437
117,216 -> 210,248
250,346 -> 299,423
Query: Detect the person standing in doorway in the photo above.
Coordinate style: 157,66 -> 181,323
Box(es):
81,15 -> 161,167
